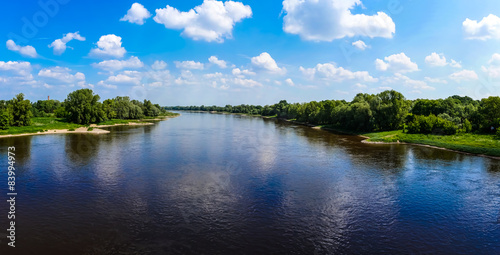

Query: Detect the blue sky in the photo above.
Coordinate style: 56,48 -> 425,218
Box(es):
1,0 -> 500,105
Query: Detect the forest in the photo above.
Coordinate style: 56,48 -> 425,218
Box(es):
167,90 -> 500,137
0,89 -> 170,129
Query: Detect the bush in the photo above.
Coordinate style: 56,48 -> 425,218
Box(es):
405,114 -> 457,135
496,128 -> 500,140
0,111 -> 11,130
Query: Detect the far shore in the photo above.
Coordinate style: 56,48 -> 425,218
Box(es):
0,115 -> 180,139
188,110 -> 500,160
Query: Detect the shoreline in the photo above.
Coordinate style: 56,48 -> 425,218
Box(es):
166,111 -> 500,160
0,115 -> 180,139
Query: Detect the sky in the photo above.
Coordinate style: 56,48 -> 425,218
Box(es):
1,0 -> 500,106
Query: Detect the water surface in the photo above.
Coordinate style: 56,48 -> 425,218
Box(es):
0,112 -> 499,254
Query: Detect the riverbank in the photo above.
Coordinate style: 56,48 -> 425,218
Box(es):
0,115 -> 179,139
317,126 -> 500,159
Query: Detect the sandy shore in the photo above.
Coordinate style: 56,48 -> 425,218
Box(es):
0,127 -> 110,139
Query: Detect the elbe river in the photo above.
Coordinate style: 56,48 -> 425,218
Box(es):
0,112 -> 499,254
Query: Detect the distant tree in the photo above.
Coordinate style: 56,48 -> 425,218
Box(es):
65,89 -> 106,124
11,93 -> 33,126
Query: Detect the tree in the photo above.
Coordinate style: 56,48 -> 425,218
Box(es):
65,89 -> 106,124
479,96 -> 500,132
372,90 -> 410,131
11,93 -> 33,126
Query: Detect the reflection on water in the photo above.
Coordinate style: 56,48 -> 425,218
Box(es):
0,112 -> 499,254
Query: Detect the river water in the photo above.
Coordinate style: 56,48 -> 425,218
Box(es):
0,112 -> 499,254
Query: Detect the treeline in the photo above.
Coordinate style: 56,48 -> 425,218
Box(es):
0,89 -> 169,129
167,90 -> 500,136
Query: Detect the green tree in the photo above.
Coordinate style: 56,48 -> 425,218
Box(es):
65,89 -> 106,124
11,93 -> 33,126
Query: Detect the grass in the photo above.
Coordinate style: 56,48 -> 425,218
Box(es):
95,119 -> 139,126
0,117 -> 83,135
356,129 -> 500,157
87,127 -> 93,131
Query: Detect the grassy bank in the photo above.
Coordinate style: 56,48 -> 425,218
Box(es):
319,126 -> 500,157
0,117 -> 84,135
1,114 -> 180,136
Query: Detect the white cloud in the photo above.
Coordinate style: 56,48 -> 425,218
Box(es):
175,60 -> 205,70
450,59 -> 462,68
481,53 -> 500,78
424,77 -> 448,84
353,83 -> 367,89
98,71 -> 142,88
92,56 -> 144,72
120,3 -> 151,25
282,0 -> 395,41
232,68 -> 255,77
90,34 -> 126,58
145,69 -> 172,87
425,52 -> 447,67
38,66 -> 85,84
208,56 -> 227,68
153,0 -> 252,42
48,32 -> 85,55
0,61 -> 32,76
6,40 -> 38,58
449,69 -> 479,82
285,78 -> 295,86
463,14 -> 500,40
352,40 -> 369,50
233,78 -> 262,87
375,52 -> 418,73
151,60 -> 167,70
383,73 -> 434,91
0,61 -> 34,86
300,63 -> 377,83
251,52 -> 286,75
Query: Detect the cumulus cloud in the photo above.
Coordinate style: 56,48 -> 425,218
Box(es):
449,69 -> 479,82
151,60 -> 167,70
282,0 -> 395,41
38,66 -> 85,84
175,60 -> 205,70
463,14 -> 500,40
375,52 -> 418,73
92,56 -> 144,72
153,0 -> 252,42
352,40 -> 369,50
49,32 -> 85,55
0,61 -> 34,86
285,78 -> 295,86
90,34 -> 126,58
6,40 -> 38,58
424,77 -> 448,84
425,52 -> 447,67
232,68 -> 255,77
120,3 -> 151,25
251,52 -> 286,75
383,73 -> 435,91
450,59 -> 462,69
481,53 -> 500,78
98,71 -> 142,89
208,56 -> 227,68
300,63 -> 377,83
0,61 -> 32,76
232,78 -> 262,87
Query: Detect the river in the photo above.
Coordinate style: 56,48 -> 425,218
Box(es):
0,112 -> 499,254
